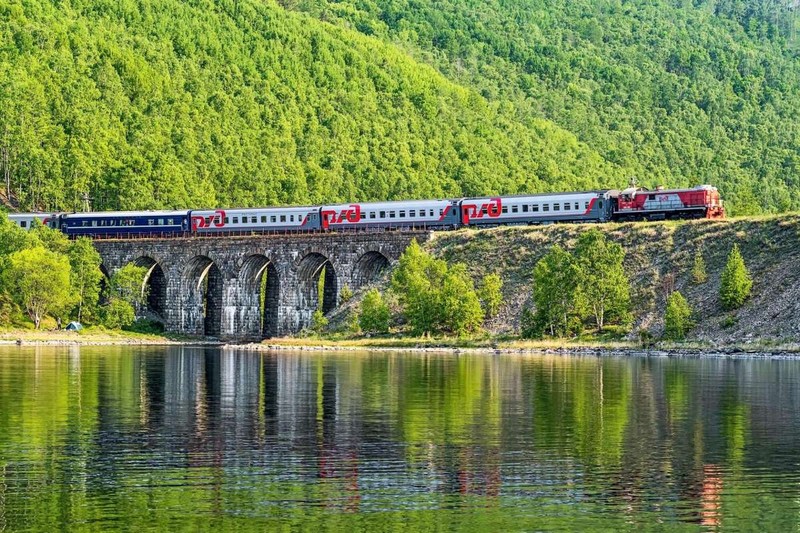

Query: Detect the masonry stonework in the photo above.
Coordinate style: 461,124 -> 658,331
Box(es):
93,231 -> 428,339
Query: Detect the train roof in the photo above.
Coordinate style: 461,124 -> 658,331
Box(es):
62,210 -> 190,218
192,205 -> 317,213
462,190 -> 611,200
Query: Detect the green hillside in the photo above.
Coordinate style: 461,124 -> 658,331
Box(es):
0,0 -> 617,212
289,0 -> 800,214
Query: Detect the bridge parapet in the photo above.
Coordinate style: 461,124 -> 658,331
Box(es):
93,231 -> 429,339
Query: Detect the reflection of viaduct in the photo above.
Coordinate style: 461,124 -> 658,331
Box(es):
95,231 -> 427,339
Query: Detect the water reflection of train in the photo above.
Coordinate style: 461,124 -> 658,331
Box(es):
6,185 -> 724,238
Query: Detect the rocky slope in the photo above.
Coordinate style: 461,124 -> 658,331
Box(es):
424,216 -> 800,345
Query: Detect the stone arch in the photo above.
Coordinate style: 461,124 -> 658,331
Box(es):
352,251 -> 391,290
297,252 -> 338,317
184,256 -> 223,337
132,256 -> 167,319
239,254 -> 281,339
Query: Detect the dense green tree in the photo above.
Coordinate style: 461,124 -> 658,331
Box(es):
391,239 -> 483,335
720,244 -> 753,310
68,238 -> 104,322
440,264 -> 484,335
664,291 -> 693,340
359,288 -> 390,334
532,245 -> 584,337
478,273 -> 503,319
109,264 -> 148,308
3,247 -> 72,328
102,298 -> 136,330
574,229 -> 631,331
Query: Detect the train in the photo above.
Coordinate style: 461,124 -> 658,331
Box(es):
5,185 -> 725,238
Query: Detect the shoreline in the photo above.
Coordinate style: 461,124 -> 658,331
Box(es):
3,332 -> 799,358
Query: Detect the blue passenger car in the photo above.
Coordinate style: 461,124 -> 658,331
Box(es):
61,210 -> 191,237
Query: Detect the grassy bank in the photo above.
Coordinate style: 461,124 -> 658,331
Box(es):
0,327 -> 210,346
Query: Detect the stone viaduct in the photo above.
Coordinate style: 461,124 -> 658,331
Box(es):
94,231 -> 428,340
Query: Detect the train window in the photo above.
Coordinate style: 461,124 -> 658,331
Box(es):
369,212 -> 376,219
389,211 -> 396,218
554,204 -> 560,211
438,209 -> 443,216
20,221 -> 27,228
512,205 -> 518,213
599,200 -> 604,208
251,216 -> 257,223
270,216 -> 276,223
584,202 -> 590,209
574,202 -> 579,210
532,205 -> 539,212
290,215 -> 294,222
409,210 -> 416,217
82,221 -> 88,227
543,205 -> 550,212
109,220 -> 116,226
261,216 -> 267,223
233,217 -> 239,224
224,217 -> 229,224
563,203 -> 569,211
380,211 -> 386,218
400,210 -> 405,218
360,212 -> 366,220
522,205 -> 529,213
158,219 -> 164,225
501,206 -> 508,214
280,215 -> 286,222
148,219 -> 153,225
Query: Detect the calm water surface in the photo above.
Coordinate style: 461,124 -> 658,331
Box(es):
0,346 -> 799,531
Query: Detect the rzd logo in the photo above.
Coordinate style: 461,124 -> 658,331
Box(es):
461,198 -> 501,224
192,210 -> 226,230
321,205 -> 361,229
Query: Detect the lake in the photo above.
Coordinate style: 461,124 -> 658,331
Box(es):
0,346 -> 798,531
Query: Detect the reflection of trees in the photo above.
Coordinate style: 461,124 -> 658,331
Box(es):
2,349 -> 800,528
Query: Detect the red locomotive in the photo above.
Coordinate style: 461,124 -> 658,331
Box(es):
611,185 -> 725,221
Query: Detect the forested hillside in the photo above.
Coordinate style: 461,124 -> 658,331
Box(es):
289,0 -> 800,214
2,1 -> 799,214
0,0 -> 616,212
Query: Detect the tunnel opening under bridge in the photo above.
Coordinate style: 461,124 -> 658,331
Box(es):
130,257 -> 167,320
240,255 -> 281,339
185,256 -> 223,337
298,253 -> 338,320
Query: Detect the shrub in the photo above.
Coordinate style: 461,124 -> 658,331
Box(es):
311,309 -> 328,334
359,289 -> 390,334
664,291 -> 692,340
692,249 -> 708,284
719,244 -> 752,310
339,284 -> 354,304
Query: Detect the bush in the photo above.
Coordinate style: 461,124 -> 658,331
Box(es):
692,249 -> 708,284
339,285 -> 354,304
720,244 -> 752,310
359,289 -> 390,334
103,298 -> 136,329
664,291 -> 692,340
311,309 -> 328,334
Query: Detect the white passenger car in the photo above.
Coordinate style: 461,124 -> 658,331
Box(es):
321,199 -> 460,229
191,206 -> 321,233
